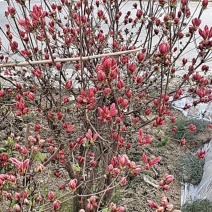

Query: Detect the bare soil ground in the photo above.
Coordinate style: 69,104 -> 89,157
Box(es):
118,110 -> 212,212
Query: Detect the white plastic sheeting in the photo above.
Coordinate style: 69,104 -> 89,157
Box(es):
172,97 -> 212,122
172,97 -> 212,206
181,140 -> 212,206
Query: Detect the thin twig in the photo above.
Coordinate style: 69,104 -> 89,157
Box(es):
0,48 -> 142,68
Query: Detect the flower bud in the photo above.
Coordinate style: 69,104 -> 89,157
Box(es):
68,179 -> 78,191
47,191 -> 55,202
53,200 -> 61,211
159,43 -> 170,54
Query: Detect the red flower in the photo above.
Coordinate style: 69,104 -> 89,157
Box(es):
192,18 -> 201,28
30,5 -> 47,21
97,9 -> 104,19
153,116 -> 165,127
181,0 -> 188,6
65,124 -> 74,133
34,124 -> 41,131
18,18 -> 33,32
138,129 -> 152,145
202,0 -> 208,8
199,25 -> 212,40
0,90 -> 6,98
189,124 -> 196,132
197,150 -> 206,159
57,112 -> 63,120
65,80 -> 72,90
77,88 -> 96,107
10,41 -> 18,52
142,153 -> 161,169
137,53 -> 145,62
98,103 -> 118,122
180,139 -> 187,146
136,9 -> 143,19
32,69 -> 41,78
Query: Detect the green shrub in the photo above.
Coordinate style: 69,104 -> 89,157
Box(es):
174,153 -> 204,185
172,116 -> 209,141
182,199 -> 212,212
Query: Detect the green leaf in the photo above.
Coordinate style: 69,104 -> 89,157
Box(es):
41,185 -> 48,197
102,208 -> 109,212
34,152 -> 46,163
0,148 -> 7,153
39,204 -> 45,212
7,137 -> 14,147
0,168 -> 5,174
73,165 -> 81,172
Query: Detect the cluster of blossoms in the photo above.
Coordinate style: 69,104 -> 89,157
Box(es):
0,0 -> 211,211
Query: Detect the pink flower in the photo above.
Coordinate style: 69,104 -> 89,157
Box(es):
13,204 -> 21,212
120,177 -> 127,186
159,43 -> 170,54
98,103 -> 118,122
160,197 -> 168,207
47,191 -> 55,201
30,5 -> 47,21
10,158 -> 29,176
35,163 -> 45,173
100,56 -> 117,72
142,153 -> 161,169
128,62 -> 136,73
18,18 -> 33,32
86,129 -> 98,143
32,69 -> 41,78
164,174 -> 174,184
147,200 -> 158,209
68,179 -> 78,191
53,200 -> 61,211
149,156 -> 161,167
7,6 -> 16,17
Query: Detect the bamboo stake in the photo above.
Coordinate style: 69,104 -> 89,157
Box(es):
0,47 -> 142,68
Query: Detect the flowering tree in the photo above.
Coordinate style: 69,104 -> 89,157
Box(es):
0,0 -> 211,211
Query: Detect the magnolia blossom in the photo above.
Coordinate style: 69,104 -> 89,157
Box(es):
10,158 -> 30,176
159,43 -> 170,54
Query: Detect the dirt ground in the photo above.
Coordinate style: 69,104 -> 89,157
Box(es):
118,110 -> 212,212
